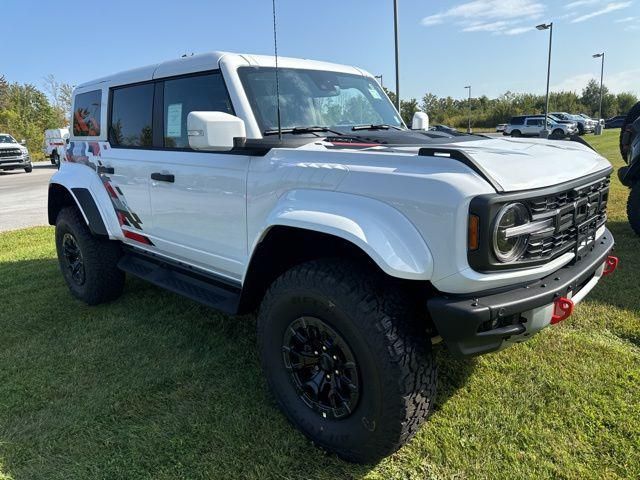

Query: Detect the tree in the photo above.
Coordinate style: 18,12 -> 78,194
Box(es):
43,74 -> 73,124
617,92 -> 639,116
400,98 -> 419,125
581,79 -> 609,117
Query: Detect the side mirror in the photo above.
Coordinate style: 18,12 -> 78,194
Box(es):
187,111 -> 246,151
411,112 -> 429,131
65,138 -> 70,145
20,139 -> 26,145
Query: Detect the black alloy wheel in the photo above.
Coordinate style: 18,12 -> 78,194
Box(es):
282,316 -> 360,420
61,232 -> 86,286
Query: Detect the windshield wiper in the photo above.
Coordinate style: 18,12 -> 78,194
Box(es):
263,126 -> 344,136
351,124 -> 403,131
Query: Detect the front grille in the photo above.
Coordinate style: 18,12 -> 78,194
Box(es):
522,176 -> 609,262
0,148 -> 22,158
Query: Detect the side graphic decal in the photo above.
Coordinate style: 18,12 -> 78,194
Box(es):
65,141 -> 154,246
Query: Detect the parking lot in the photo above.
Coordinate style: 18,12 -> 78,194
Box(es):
0,162 -> 55,232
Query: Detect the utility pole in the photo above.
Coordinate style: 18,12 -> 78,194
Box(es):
536,22 -> 553,138
593,52 -> 605,134
464,85 -> 472,133
393,0 -> 400,112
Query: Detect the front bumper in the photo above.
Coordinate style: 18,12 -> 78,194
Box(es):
0,157 -> 31,170
427,229 -> 615,357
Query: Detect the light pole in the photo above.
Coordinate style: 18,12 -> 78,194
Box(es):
393,0 -> 400,112
593,52 -> 605,134
464,85 -> 472,133
536,22 -> 553,138
375,74 -> 384,88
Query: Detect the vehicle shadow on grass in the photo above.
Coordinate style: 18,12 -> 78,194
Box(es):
0,257 -> 476,480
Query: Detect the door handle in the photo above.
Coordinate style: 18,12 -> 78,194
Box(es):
151,172 -> 175,183
97,165 -> 114,174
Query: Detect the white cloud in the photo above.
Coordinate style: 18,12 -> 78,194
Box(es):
565,0 -> 599,9
571,1 -> 633,23
552,69 -> 640,95
615,16 -> 637,22
421,0 -> 544,25
504,26 -> 535,35
421,0 -> 544,35
462,21 -> 510,32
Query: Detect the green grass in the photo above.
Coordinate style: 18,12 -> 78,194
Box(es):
0,130 -> 638,479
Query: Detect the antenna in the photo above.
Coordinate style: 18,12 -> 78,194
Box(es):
272,0 -> 282,140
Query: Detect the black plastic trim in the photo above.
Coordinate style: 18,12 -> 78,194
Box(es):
418,147 -> 503,192
71,187 -> 108,236
468,167 -> 613,272
428,229 -> 614,357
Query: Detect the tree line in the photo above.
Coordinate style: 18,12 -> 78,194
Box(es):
0,75 -> 72,159
387,79 -> 638,129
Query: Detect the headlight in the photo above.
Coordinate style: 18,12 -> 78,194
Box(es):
492,203 -> 530,262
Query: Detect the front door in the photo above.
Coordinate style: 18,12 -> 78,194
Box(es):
146,71 -> 248,282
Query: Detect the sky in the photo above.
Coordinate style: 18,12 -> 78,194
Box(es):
3,0 -> 639,101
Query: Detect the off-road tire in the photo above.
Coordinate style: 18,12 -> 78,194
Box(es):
627,183 -> 640,236
620,101 -> 640,159
511,130 -> 521,137
257,259 -> 437,464
55,206 -> 125,304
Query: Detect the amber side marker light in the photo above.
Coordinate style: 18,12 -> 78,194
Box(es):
468,215 -> 480,251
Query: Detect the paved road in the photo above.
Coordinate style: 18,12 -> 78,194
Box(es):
0,162 -> 56,232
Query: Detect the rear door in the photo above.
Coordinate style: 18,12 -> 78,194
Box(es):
146,71 -> 249,281
102,83 -> 156,244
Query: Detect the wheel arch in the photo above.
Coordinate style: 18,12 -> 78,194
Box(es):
239,190 -> 435,313
48,183 -> 108,237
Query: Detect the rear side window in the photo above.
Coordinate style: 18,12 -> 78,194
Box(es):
109,84 -> 154,147
510,116 -> 524,125
73,90 -> 102,137
162,73 -> 233,148
526,118 -> 542,126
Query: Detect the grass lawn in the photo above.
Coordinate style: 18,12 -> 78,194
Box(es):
0,130 -> 638,479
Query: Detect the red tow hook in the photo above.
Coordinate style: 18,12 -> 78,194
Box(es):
603,255 -> 619,277
551,297 -> 574,325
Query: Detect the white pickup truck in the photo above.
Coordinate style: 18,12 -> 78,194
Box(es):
48,52 -> 617,463
44,128 -> 69,166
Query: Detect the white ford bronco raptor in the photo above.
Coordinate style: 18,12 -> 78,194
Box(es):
49,52 -> 617,463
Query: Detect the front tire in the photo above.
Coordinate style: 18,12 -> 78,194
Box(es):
511,130 -> 521,137
257,259 -> 436,463
551,129 -> 564,139
628,183 -> 640,236
55,207 -> 125,305
24,163 -> 32,173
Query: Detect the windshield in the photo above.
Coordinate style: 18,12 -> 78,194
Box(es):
238,67 -> 404,133
0,135 -> 17,144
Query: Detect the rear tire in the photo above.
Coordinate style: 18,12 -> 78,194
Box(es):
511,130 -> 521,137
627,183 -> 640,236
55,206 -> 125,305
257,259 -> 437,463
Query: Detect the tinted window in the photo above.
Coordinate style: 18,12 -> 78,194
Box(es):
526,118 -> 543,126
73,90 -> 102,137
510,116 -> 524,125
163,73 -> 233,148
109,84 -> 154,147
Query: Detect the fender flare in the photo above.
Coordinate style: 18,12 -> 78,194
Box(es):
48,163 -> 121,238
256,190 -> 434,281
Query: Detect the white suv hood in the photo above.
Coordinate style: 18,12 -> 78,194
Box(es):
417,137 -> 611,192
